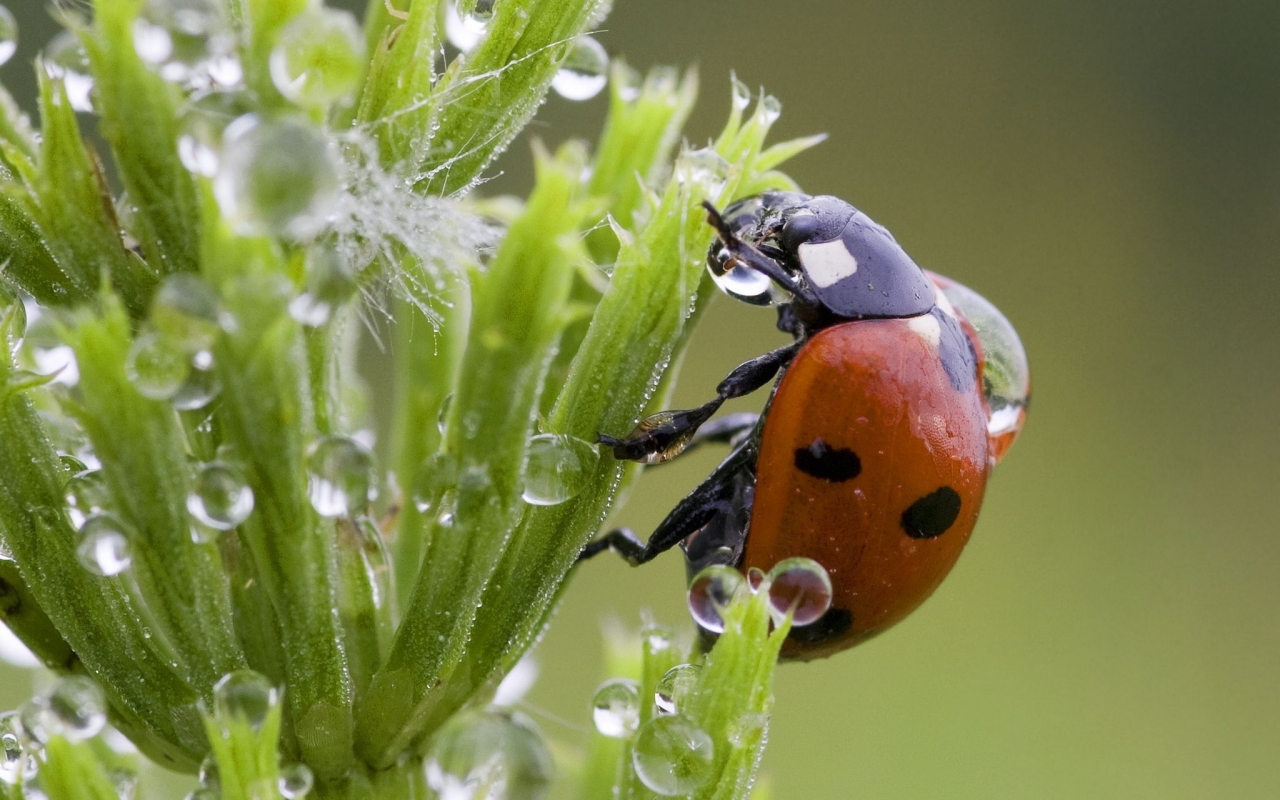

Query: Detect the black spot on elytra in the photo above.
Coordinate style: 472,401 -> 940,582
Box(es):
794,439 -> 861,482
935,308 -> 978,393
901,487 -> 962,539
787,607 -> 854,644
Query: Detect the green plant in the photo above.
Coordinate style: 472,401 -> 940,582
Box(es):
0,1 -> 819,797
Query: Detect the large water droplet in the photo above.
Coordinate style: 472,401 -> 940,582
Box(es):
654,664 -> 701,716
171,350 -> 220,411
134,0 -> 235,85
674,148 -> 729,200
424,707 -> 552,800
277,763 -> 314,799
152,274 -> 221,351
760,95 -> 782,125
521,434 -> 598,506
765,557 -> 833,626
43,32 -> 94,112
177,91 -> 254,177
44,676 -> 107,742
187,462 -> 254,530
0,8 -> 16,68
211,670 -> 279,732
730,73 -> 751,112
271,8 -> 366,108
288,246 -> 357,327
197,754 -> 219,789
707,246 -> 778,306
631,715 -> 715,796
551,36 -> 608,101
214,116 -> 341,238
0,713 -> 26,785
306,435 -> 376,518
443,0 -> 496,52
687,564 -> 745,634
931,274 -> 1030,464
590,678 -> 640,738
77,514 -> 132,576
126,332 -> 190,400
411,452 -> 457,515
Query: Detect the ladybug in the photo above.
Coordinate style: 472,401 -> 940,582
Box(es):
581,192 -> 1030,660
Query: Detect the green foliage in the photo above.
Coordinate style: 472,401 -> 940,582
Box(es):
0,0 -> 821,797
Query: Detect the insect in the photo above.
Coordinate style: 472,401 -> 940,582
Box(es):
581,192 -> 1030,660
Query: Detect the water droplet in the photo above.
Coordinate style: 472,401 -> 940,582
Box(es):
640,623 -> 674,656
171,351 -> 220,411
43,32 -> 94,112
187,462 -> 254,530
2,289 -> 25,357
551,35 -> 608,101
108,767 -> 138,800
0,713 -> 26,785
765,557 -> 833,626
687,565 -> 745,634
411,452 -> 457,515
211,670 -> 279,732
197,754 -> 219,788
77,514 -> 132,576
590,678 -> 640,738
931,274 -> 1030,464
45,676 -> 107,742
443,0 -> 495,52
270,8 -> 365,108
674,148 -> 729,199
288,246 -> 357,327
614,62 -> 641,101
424,707 -> 552,800
654,664 -> 701,716
306,435 -> 375,517
631,715 -> 714,796
126,332 -> 190,400
277,763 -> 314,799
730,73 -> 751,112
760,95 -> 782,125
521,434 -> 598,506
134,0 -> 235,85
746,566 -> 766,592
0,7 -> 16,68
177,91 -> 254,176
65,468 -> 109,528
214,115 -> 341,237
152,275 -> 221,351
707,246 -> 777,306
437,393 -> 454,435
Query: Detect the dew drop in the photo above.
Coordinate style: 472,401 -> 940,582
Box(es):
590,678 -> 640,738
640,623 -> 674,657
171,351 -> 220,411
108,767 -> 138,800
746,566 -> 766,592
126,332 -> 190,400
45,676 -> 107,742
765,557 -> 833,627
931,273 -> 1030,463
674,147 -> 729,199
197,754 -> 219,789
654,664 -> 701,716
43,32 -> 94,112
214,116 -> 341,238
423,707 -> 552,800
134,0 -> 235,85
211,670 -> 279,732
277,763 -> 314,799
614,62 -> 641,101
187,462 -> 254,530
177,91 -> 254,177
707,246 -> 776,305
411,452 -> 457,515
730,73 -> 751,112
437,393 -> 453,435
631,715 -> 715,796
77,514 -> 132,577
306,435 -> 376,518
760,94 -> 782,125
551,35 -> 608,101
687,564 -> 745,634
152,275 -> 221,351
521,433 -> 598,506
0,7 -> 16,68
288,246 -> 357,328
0,713 -> 26,785
444,0 -> 495,52
271,8 -> 366,108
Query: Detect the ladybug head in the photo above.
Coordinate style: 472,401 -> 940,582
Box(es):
706,193 -> 935,325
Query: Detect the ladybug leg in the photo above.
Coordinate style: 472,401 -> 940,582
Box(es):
580,444 -> 754,565
598,344 -> 797,464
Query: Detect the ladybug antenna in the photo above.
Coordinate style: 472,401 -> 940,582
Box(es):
701,201 -> 818,306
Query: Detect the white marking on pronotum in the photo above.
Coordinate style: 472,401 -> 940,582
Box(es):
908,313 -> 942,348
797,239 -> 858,288
932,281 -> 958,318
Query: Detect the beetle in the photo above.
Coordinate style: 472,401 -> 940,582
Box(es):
580,192 -> 1030,660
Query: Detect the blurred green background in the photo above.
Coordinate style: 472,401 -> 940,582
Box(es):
2,1 -> 1278,797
